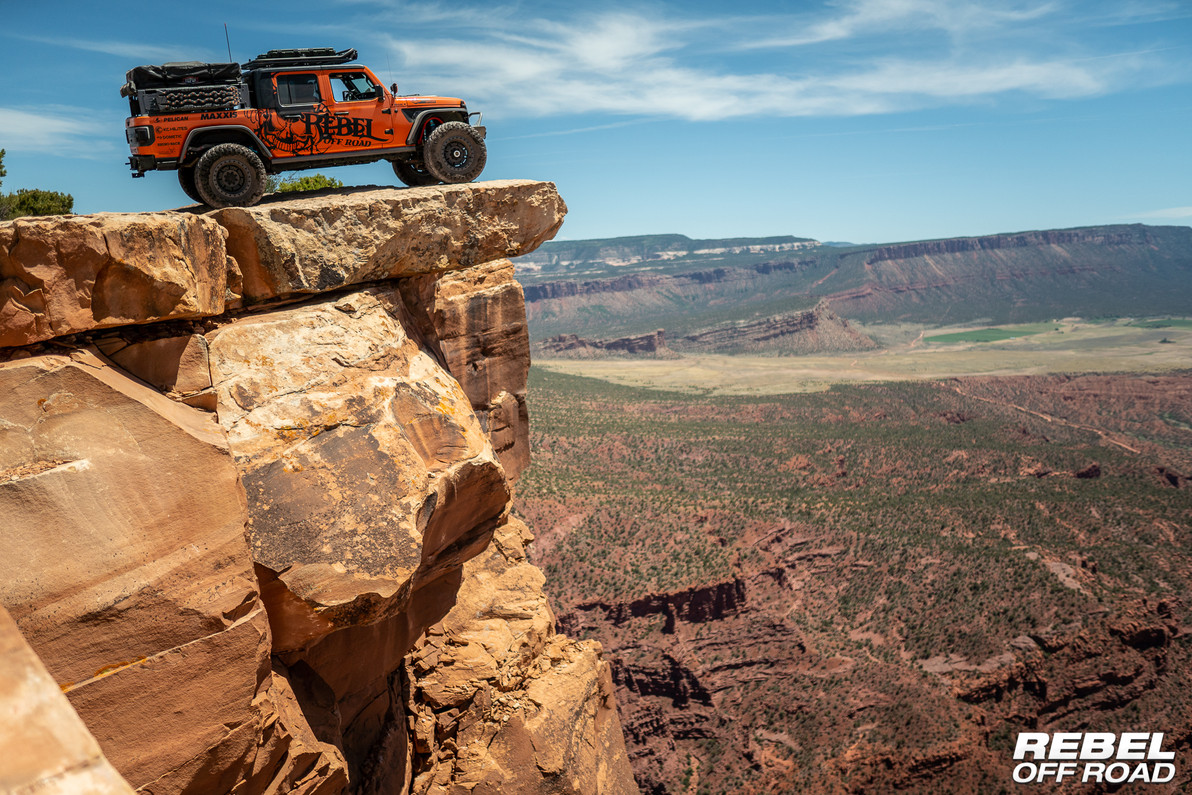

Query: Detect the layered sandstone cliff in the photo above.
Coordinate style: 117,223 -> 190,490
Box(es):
0,182 -> 637,795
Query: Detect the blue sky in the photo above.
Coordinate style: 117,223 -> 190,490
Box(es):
1,0 -> 1189,243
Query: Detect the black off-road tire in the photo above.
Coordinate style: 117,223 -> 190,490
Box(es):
194,143 -> 267,208
392,159 -> 439,187
422,122 -> 486,184
177,166 -> 203,204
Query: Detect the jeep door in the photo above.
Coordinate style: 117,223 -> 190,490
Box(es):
257,71 -> 332,159
321,70 -> 395,152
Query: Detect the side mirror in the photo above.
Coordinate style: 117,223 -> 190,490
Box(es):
390,82 -> 398,96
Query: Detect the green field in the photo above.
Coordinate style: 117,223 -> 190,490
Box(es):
924,323 -> 1056,344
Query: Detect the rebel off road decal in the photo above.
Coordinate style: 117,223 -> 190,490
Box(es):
1012,732 -> 1177,785
248,105 -> 384,157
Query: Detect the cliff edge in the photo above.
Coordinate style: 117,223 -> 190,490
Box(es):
0,181 -> 639,795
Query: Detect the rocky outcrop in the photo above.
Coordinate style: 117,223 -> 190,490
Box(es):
0,212 -> 231,347
0,606 -> 134,794
214,181 -> 565,306
406,518 -> 637,794
0,180 -> 564,350
0,350 -> 284,792
0,182 -> 637,795
676,300 -> 876,355
566,580 -> 748,634
538,330 -> 670,358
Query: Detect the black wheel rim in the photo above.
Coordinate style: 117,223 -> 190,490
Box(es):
215,162 -> 248,196
445,142 -> 469,169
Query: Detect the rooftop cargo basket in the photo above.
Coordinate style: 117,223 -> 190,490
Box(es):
242,47 -> 358,70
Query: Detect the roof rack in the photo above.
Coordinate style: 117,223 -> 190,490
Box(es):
242,47 -> 357,70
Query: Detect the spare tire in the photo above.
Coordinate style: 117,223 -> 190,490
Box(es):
422,122 -> 486,184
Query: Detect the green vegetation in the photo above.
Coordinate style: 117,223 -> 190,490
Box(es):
0,150 -> 74,219
1130,317 -> 1192,329
266,173 -> 344,193
521,366 -> 1191,609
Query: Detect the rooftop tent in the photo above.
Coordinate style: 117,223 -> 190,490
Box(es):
127,62 -> 242,89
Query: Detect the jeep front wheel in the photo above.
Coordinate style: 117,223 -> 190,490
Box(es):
392,159 -> 439,188
422,122 -> 486,184
195,143 -> 267,208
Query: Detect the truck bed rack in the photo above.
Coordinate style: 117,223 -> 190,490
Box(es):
242,48 -> 358,70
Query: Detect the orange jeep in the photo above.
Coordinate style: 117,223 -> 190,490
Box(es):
121,47 -> 486,207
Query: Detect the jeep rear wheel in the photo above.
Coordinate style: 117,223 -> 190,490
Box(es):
392,159 -> 439,188
195,143 -> 267,208
177,166 -> 203,204
422,122 -> 486,184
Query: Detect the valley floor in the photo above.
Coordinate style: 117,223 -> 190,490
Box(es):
534,319 -> 1192,395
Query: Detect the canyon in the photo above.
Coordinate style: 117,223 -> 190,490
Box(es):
0,182 -> 638,795
518,369 -> 1192,793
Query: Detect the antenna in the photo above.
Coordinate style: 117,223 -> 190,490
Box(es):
224,24 -> 233,62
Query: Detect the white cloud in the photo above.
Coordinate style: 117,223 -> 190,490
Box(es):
12,34 -> 223,64
827,58 -> 1107,98
735,0 -> 1059,49
376,5 -> 1159,122
0,107 -> 116,157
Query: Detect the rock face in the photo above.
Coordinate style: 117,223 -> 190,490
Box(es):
398,259 -> 532,479
0,182 -> 637,795
864,226 -> 1151,264
0,606 -> 134,794
0,212 -> 231,347
406,518 -> 637,794
0,351 -> 277,792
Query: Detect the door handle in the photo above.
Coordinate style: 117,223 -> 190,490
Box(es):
335,111 -> 349,116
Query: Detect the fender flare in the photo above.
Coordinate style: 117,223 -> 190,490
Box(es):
403,108 -> 469,146
181,126 -> 272,167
